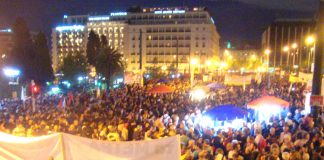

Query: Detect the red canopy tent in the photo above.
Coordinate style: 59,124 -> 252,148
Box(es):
247,96 -> 289,109
147,85 -> 174,94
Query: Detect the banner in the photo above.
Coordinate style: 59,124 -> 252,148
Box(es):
0,132 -> 180,160
0,132 -> 62,160
224,74 -> 252,86
298,72 -> 313,83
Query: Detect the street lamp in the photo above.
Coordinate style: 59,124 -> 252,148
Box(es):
305,36 -> 316,72
283,46 -> 290,52
3,68 -> 20,78
283,46 -> 290,69
291,43 -> 298,66
191,58 -> 198,66
161,65 -> 167,71
305,36 -> 315,45
224,50 -> 230,56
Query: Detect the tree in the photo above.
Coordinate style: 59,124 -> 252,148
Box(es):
60,53 -> 88,82
86,30 -> 100,66
8,17 -> 34,82
95,47 -> 124,88
100,35 -> 108,48
32,32 -> 54,84
127,6 -> 142,13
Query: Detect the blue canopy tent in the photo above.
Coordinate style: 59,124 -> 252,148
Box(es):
203,104 -> 248,121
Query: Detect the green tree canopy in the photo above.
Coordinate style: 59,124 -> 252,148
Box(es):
8,17 -> 34,82
60,53 -> 88,82
32,32 -> 54,84
86,30 -> 100,66
94,47 -> 124,88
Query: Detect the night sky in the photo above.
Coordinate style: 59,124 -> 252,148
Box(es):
0,0 -> 319,47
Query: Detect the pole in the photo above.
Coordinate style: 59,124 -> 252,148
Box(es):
312,0 -> 324,125
287,51 -> 290,71
307,47 -> 311,72
31,80 -> 36,112
176,38 -> 179,74
139,29 -> 143,86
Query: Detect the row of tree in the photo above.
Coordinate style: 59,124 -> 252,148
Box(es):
7,18 -> 124,88
6,18 -> 53,85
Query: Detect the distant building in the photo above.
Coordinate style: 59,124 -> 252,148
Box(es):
0,29 -> 41,62
51,25 -> 85,72
0,29 -> 13,59
52,7 -> 220,73
262,19 -> 316,68
63,15 -> 88,25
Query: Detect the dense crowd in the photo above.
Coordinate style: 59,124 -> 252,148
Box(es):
0,77 -> 323,160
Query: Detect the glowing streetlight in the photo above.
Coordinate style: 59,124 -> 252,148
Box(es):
264,49 -> 271,55
305,36 -> 315,45
291,43 -> 298,49
220,62 -> 228,69
206,60 -> 211,66
224,50 -> 230,56
3,68 -> 20,77
191,58 -> 198,65
161,65 -> 167,71
283,46 -> 290,52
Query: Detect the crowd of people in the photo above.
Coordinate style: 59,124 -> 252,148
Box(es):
0,76 -> 323,160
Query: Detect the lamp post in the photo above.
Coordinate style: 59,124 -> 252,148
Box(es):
205,60 -> 211,73
283,46 -> 290,71
264,49 -> 271,88
305,36 -> 315,72
291,43 -> 298,66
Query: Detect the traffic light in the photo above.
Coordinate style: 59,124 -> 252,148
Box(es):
32,85 -> 39,94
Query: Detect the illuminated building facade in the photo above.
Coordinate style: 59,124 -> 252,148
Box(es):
262,19 -> 316,68
51,25 -> 85,71
52,7 -> 220,73
86,16 -> 127,56
0,29 -> 13,60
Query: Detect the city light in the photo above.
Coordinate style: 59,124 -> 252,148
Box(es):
264,49 -> 271,55
191,58 -> 198,65
305,36 -> 315,45
283,46 -> 290,52
55,25 -> 84,31
154,10 -> 185,14
190,89 -> 207,101
206,60 -> 212,66
88,16 -> 110,21
224,50 -> 230,56
3,68 -> 20,77
291,43 -> 298,49
77,76 -> 84,81
161,65 -> 167,71
110,12 -> 127,16
0,29 -> 12,33
251,54 -> 257,61
220,62 -> 228,69
51,87 -> 60,94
